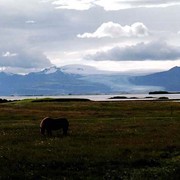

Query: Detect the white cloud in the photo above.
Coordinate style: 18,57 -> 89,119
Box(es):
2,51 -> 17,57
86,41 -> 180,61
39,0 -> 52,3
78,22 -> 149,38
25,20 -> 36,24
52,0 -> 94,10
52,0 -> 180,11
95,0 -> 180,10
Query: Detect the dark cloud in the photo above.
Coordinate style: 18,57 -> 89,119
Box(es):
0,49 -> 52,69
86,41 -> 180,61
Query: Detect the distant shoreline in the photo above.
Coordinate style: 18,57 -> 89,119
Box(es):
0,93 -> 180,102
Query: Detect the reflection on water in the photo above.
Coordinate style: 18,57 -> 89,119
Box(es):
1,94 -> 180,101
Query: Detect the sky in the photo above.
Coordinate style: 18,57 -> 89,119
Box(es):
0,0 -> 180,74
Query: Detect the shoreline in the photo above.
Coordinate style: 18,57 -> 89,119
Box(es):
0,93 -> 180,102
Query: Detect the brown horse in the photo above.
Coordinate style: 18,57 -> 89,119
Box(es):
40,117 -> 69,136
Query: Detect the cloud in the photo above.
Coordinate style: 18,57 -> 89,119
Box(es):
86,41 -> 180,61
0,49 -> 52,69
95,0 -> 180,10
2,51 -> 17,57
77,22 -> 149,38
0,0 -> 179,74
52,0 -> 180,11
25,20 -> 36,24
52,0 -> 94,10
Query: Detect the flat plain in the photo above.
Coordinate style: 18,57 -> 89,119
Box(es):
0,99 -> 179,179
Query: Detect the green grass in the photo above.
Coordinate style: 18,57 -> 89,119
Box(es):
0,99 -> 179,179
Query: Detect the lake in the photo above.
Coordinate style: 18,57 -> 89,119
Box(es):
1,93 -> 180,101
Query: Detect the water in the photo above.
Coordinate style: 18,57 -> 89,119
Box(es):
1,93 -> 180,101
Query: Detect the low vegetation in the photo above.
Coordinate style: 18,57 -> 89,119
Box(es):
0,99 -> 179,179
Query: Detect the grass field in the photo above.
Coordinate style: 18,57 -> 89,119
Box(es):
0,99 -> 179,179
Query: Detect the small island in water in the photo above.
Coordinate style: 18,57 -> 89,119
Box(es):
149,91 -> 180,94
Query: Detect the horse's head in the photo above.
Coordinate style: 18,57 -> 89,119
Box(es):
40,118 -> 47,135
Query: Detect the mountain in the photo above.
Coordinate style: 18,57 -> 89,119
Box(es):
0,65 -> 179,96
130,66 -> 180,91
60,64 -> 116,75
0,67 -> 111,95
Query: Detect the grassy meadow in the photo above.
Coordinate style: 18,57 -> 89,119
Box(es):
0,99 -> 179,179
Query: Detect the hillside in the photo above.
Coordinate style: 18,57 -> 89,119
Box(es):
130,66 -> 180,91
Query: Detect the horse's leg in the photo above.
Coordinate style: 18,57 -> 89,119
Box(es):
63,127 -> 68,136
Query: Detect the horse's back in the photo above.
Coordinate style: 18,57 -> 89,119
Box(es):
40,117 -> 69,129
50,118 -> 69,128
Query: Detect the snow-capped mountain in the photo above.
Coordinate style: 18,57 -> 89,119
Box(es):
41,66 -> 59,74
0,67 -> 111,95
60,64 -> 116,75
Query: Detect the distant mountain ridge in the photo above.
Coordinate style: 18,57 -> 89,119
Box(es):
0,67 -> 111,95
0,65 -> 179,95
130,66 -> 180,91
